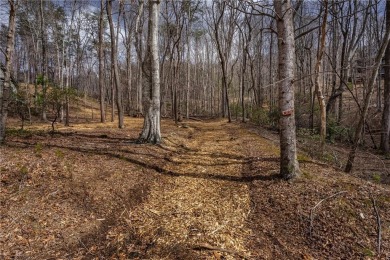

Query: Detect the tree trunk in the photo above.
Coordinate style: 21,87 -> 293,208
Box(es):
345,3 -> 390,172
314,0 -> 328,150
186,19 -> 191,119
107,0 -> 124,128
0,0 -> 18,144
99,0 -> 106,123
274,0 -> 300,180
40,0 -> 47,121
138,0 -> 161,144
381,2 -> 390,154
135,0 -> 144,114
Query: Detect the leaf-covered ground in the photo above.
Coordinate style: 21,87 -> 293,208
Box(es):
1,117 -> 390,259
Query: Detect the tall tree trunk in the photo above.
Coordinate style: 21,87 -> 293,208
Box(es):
274,0 -> 300,180
98,0 -> 106,123
241,43 -> 246,122
138,0 -> 161,144
345,3 -> 390,172
107,0 -> 124,128
123,8 -> 133,116
186,19 -> 191,119
381,2 -> 390,153
40,0 -> 47,121
314,0 -> 328,150
135,0 -> 144,114
0,0 -> 18,144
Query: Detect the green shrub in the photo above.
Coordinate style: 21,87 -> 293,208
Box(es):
327,118 -> 353,143
250,106 -> 279,129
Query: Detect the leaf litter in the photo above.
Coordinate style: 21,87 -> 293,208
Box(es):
0,117 -> 390,259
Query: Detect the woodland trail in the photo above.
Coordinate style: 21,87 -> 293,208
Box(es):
2,118 -> 390,259
129,120 -> 280,259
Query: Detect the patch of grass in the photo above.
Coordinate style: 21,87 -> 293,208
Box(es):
35,143 -> 43,153
297,154 -> 310,162
301,170 -> 313,179
361,248 -> 375,257
377,195 -> 390,204
55,149 -> 65,158
19,165 -> 28,175
322,152 -> 334,162
6,128 -> 33,138
372,173 -> 382,184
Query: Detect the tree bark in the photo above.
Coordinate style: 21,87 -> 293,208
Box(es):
381,1 -> 390,153
314,0 -> 328,150
138,0 -> 161,144
135,0 -> 144,114
40,0 -> 47,121
0,0 -> 18,144
107,0 -> 124,128
98,0 -> 106,123
274,0 -> 300,180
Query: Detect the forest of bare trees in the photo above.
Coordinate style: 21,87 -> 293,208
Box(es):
1,0 -> 390,175
4,1 -> 390,258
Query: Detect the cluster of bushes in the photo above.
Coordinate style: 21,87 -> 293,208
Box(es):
247,102 -> 354,144
9,76 -> 79,130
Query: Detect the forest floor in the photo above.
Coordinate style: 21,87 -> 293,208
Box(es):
1,113 -> 390,259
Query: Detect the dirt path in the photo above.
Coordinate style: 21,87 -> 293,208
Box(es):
127,120 -> 280,259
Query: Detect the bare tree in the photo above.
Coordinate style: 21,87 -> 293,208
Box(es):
134,0 -> 145,114
210,0 -> 238,122
345,1 -> 390,172
327,1 -> 370,123
107,0 -> 124,128
98,0 -> 106,123
314,0 -> 328,149
0,0 -> 18,144
274,0 -> 300,179
138,0 -> 161,143
39,0 -> 47,121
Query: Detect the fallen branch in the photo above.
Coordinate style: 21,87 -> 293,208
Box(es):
192,243 -> 246,258
188,117 -> 203,122
370,192 -> 382,255
309,191 -> 347,237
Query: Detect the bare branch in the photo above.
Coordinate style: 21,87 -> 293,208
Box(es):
370,192 -> 382,255
309,191 -> 347,237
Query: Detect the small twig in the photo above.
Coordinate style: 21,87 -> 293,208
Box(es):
369,192 -> 382,255
309,191 -> 347,237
